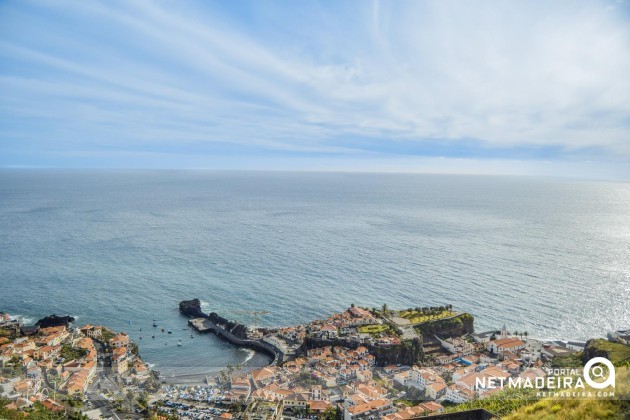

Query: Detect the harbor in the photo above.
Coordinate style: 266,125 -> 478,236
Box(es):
186,316 -> 284,366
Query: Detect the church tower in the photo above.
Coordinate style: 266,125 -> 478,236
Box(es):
500,323 -> 508,339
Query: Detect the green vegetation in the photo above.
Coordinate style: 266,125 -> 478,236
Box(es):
357,323 -> 400,338
399,309 -> 456,324
0,328 -> 16,338
0,397 -> 90,419
583,339 -> 630,367
100,328 -> 115,343
358,324 -> 389,334
443,386 -> 541,417
447,362 -> 630,419
551,352 -> 583,368
414,313 -> 474,338
504,397 -> 629,420
505,367 -> 630,419
60,344 -> 88,361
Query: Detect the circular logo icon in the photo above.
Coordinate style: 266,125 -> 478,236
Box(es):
583,357 -> 615,389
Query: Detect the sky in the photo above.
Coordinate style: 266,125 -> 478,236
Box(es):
1,0 -> 629,178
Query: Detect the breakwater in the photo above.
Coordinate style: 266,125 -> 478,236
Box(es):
179,299 -> 283,365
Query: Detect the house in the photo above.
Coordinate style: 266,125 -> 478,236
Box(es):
437,337 -> 475,355
111,347 -> 129,374
425,382 -> 447,400
383,401 -> 444,420
109,333 -> 130,349
541,345 -> 576,359
343,398 -> 394,420
79,325 -> 103,339
435,354 -> 456,365
250,367 -> 277,385
608,329 -> 630,346
486,337 -> 526,354
444,384 -> 475,403
348,307 -> 372,318
41,398 -> 65,413
283,393 -> 308,409
308,400 -> 331,413
472,330 -> 500,343
133,360 -> 149,378
321,325 -> 339,339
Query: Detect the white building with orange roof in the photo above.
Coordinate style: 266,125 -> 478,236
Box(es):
109,332 -> 130,349
343,398 -> 394,420
425,381 -> 447,400
111,347 -> 129,374
250,366 -> 277,385
445,383 -> 476,403
383,401 -> 444,420
33,345 -> 60,361
487,337 -> 526,354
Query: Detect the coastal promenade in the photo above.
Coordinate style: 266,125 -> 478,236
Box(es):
188,318 -> 283,365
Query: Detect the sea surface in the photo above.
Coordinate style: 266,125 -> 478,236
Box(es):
1,170 -> 629,377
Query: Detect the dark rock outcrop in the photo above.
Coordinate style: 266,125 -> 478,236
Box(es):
179,299 -> 205,318
35,314 -> 75,328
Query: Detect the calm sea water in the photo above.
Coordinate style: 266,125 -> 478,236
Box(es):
1,170 -> 629,376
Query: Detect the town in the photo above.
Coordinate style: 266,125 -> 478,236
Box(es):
2,303 -> 624,419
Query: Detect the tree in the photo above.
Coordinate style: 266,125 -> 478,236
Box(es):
514,331 -> 519,337
382,303 -> 388,315
321,405 -> 338,420
351,303 -> 355,308
524,331 -> 528,339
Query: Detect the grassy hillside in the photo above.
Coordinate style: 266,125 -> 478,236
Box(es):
444,358 -> 629,419
583,339 -> 630,367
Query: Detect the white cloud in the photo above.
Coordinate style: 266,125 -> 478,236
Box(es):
1,0 -> 629,164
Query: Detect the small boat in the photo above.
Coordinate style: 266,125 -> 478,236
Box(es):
165,342 -> 168,345
177,342 -> 182,347
152,335 -> 155,339
161,328 -> 165,333
139,328 -> 142,331
153,322 -> 157,327
190,334 -> 194,338
167,330 -> 172,334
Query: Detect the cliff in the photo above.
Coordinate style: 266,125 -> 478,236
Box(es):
302,336 -> 424,366
582,339 -> 630,367
414,313 -> 474,339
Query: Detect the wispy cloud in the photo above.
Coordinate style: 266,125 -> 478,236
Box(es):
0,0 -> 629,176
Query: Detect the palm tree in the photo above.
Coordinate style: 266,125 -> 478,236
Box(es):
514,330 -> 519,337
382,303 -> 388,316
523,331 -> 528,339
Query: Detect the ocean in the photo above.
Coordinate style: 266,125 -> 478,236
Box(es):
1,170 -> 628,378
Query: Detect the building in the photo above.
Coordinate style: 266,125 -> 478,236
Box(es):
109,333 -> 130,349
344,398 -> 394,420
486,337 -> 526,354
608,330 -> 630,346
383,402 -> 444,420
283,393 -> 308,409
425,382 -> 447,400
472,330 -> 500,343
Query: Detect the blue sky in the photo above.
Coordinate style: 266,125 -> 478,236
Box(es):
1,0 -> 629,178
